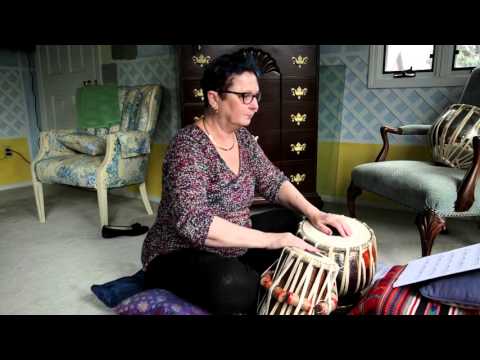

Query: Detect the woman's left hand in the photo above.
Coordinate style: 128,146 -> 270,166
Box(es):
308,211 -> 352,237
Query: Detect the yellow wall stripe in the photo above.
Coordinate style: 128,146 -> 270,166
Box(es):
317,142 -> 431,202
0,138 -> 32,186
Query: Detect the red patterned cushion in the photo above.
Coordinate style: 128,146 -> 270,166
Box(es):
349,265 -> 480,315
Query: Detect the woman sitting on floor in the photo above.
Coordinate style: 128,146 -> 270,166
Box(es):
141,48 -> 351,315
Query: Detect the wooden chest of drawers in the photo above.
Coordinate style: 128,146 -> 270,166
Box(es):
177,45 -> 323,209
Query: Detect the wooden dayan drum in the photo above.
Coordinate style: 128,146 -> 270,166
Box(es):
297,216 -> 377,298
257,246 -> 339,315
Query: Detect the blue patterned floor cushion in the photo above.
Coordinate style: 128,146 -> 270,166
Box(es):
114,289 -> 209,315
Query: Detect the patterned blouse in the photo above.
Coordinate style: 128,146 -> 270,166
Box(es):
141,124 -> 288,270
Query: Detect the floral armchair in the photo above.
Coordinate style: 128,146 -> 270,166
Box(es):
31,85 -> 162,227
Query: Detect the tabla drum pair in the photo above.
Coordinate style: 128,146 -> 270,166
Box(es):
297,216 -> 377,299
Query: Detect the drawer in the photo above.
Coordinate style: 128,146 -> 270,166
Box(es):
282,79 -> 316,103
247,129 -> 281,162
182,104 -> 204,126
179,45 -> 243,78
267,46 -> 317,78
258,79 -> 280,103
182,104 -> 280,131
277,160 -> 316,193
249,103 -> 281,132
182,80 -> 204,104
180,45 -> 285,80
281,102 -> 317,130
182,78 -> 279,105
281,131 -> 317,161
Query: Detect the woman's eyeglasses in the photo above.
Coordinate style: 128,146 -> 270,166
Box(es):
220,91 -> 262,104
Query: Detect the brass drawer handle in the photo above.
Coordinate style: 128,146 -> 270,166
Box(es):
292,55 -> 309,68
291,86 -> 308,100
290,142 -> 307,155
290,113 -> 307,126
193,88 -> 204,102
192,54 -> 211,67
290,173 -> 306,185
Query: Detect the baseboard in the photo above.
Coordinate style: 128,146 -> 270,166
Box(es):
0,181 -> 32,191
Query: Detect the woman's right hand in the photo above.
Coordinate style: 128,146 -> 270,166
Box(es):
265,232 -> 321,253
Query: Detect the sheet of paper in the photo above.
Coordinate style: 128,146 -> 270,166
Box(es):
393,243 -> 480,288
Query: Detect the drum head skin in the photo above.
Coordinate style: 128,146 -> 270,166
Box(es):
299,216 -> 372,248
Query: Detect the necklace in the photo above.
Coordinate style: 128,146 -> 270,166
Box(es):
202,117 -> 235,151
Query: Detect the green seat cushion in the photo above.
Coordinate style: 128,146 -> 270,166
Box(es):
351,160 -> 480,216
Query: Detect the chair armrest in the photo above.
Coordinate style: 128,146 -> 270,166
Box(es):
34,129 -> 78,161
115,130 -> 151,159
455,136 -> 480,212
375,124 -> 432,162
98,131 -> 151,169
96,132 -> 150,189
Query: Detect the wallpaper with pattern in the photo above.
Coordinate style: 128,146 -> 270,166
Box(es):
0,50 -> 39,159
319,64 -> 345,144
0,67 -> 28,138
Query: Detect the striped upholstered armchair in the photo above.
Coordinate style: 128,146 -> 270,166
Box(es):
31,85 -> 162,227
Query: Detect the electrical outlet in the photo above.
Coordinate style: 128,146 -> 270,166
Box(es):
5,147 -> 12,157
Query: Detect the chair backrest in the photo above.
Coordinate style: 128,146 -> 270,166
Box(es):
118,85 -> 162,134
459,67 -> 480,107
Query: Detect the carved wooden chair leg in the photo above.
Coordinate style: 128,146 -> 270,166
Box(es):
440,223 -> 449,235
415,210 -> 446,257
347,181 -> 362,218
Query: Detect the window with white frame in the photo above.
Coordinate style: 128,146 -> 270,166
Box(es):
453,45 -> 480,70
368,45 -> 480,88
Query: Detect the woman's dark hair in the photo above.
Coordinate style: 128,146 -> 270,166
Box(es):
200,50 -> 261,108
200,48 -> 280,109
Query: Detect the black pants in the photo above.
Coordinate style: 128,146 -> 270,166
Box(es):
144,207 -> 302,315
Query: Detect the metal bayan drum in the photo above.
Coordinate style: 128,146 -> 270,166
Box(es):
297,216 -> 377,299
428,103 -> 480,169
257,247 -> 339,315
